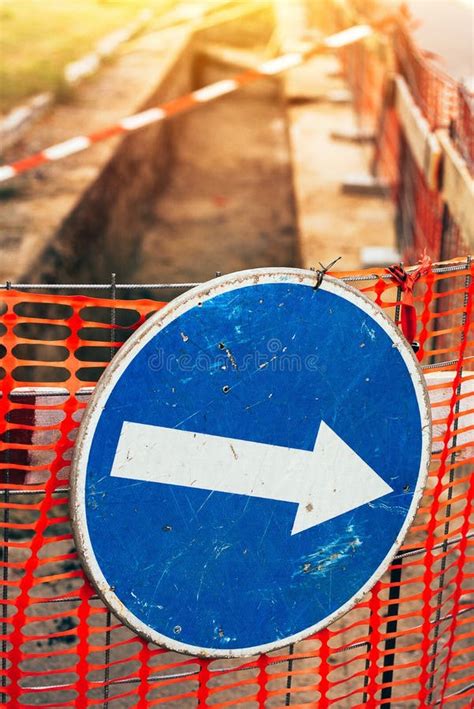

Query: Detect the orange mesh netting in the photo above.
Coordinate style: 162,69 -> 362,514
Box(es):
395,141 -> 445,264
338,38 -> 388,133
327,0 -> 473,267
1,261 -> 473,707
451,87 -> 474,178
392,22 -> 459,132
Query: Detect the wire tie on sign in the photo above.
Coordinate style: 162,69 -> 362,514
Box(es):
386,251 -> 432,350
310,256 -> 342,290
5,281 -> 10,291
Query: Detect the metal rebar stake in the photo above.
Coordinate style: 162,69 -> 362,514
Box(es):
0,259 -> 470,291
1,453 -> 9,704
1,282 -> 11,704
284,642 -> 295,706
379,287 -> 403,709
427,255 -> 472,704
103,273 -> 116,707
380,562 -> 403,708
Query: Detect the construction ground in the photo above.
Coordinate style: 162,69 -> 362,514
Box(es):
0,3 -> 394,289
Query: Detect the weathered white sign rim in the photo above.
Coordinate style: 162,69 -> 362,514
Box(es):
70,267 -> 432,658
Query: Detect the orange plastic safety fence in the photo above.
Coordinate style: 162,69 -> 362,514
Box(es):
330,2 -> 472,271
393,22 -> 459,132
1,262 -> 473,707
452,86 -> 474,178
338,38 -> 387,133
395,139 -> 445,264
374,103 -> 400,195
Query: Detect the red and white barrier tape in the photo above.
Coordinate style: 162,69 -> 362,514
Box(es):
0,25 -> 371,183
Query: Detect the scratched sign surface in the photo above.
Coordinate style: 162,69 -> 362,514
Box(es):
71,269 -> 431,657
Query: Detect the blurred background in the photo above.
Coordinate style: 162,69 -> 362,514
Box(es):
1,1 -> 472,112
0,0 -> 472,293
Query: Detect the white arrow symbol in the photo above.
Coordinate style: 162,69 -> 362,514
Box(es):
110,420 -> 393,535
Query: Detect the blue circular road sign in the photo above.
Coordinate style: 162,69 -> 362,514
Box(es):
71,269 -> 431,657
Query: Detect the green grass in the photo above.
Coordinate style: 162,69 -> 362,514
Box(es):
0,0 -> 172,111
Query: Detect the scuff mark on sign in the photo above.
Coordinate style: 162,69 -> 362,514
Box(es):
218,341 -> 237,369
295,524 -> 363,579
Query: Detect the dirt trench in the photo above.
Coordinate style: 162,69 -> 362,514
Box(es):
137,64 -> 299,295
17,6 -> 300,295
